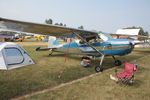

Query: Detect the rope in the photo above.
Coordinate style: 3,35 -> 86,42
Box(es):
58,38 -> 72,78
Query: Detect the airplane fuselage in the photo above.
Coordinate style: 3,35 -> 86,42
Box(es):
54,39 -> 134,56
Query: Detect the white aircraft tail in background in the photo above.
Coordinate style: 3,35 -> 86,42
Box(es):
48,36 -> 63,48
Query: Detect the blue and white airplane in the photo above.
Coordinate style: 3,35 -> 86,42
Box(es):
0,17 -> 137,72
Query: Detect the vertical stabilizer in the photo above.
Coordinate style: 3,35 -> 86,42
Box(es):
48,36 -> 56,48
48,36 -> 62,48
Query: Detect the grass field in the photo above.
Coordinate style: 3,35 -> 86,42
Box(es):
0,41 -> 150,100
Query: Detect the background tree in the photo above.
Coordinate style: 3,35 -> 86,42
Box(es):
59,23 -> 63,26
78,25 -> 84,29
45,18 -> 67,27
55,23 -> 59,25
64,24 -> 66,27
45,18 -> 53,24
145,31 -> 149,36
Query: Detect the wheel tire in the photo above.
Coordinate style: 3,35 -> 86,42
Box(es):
49,51 -> 53,56
95,65 -> 103,72
115,60 -> 122,66
36,47 -> 40,51
48,49 -> 53,56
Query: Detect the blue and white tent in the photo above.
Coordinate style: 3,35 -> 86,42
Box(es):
0,42 -> 34,70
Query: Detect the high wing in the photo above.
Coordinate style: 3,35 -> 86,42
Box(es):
0,17 -> 98,37
0,17 -> 103,55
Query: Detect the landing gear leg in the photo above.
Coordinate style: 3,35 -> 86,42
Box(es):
95,55 -> 105,72
112,56 -> 122,66
49,49 -> 53,56
92,56 -> 96,61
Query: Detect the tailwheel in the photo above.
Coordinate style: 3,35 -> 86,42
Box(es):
49,52 -> 53,56
36,47 -> 40,51
115,60 -> 122,66
95,65 -> 103,72
49,49 -> 53,56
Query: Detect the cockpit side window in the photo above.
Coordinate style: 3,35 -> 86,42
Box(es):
79,36 -> 101,45
79,40 -> 85,44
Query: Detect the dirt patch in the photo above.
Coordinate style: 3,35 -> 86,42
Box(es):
10,67 -> 116,100
10,72 -> 101,100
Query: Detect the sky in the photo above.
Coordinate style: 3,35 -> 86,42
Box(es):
0,0 -> 150,33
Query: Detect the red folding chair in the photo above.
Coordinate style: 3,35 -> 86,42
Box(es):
116,62 -> 136,84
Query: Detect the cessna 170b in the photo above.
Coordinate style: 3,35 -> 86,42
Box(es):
0,17 -> 138,72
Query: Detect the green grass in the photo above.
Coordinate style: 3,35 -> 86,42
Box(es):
0,42 -> 150,100
26,52 -> 150,100
24,51 -> 150,100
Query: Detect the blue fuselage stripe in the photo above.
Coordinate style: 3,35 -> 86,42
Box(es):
57,39 -> 134,56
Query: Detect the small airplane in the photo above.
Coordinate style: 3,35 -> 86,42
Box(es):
0,17 -> 142,72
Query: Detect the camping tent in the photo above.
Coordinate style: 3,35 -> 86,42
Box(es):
0,42 -> 34,70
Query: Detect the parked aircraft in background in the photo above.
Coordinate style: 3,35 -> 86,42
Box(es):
111,28 -> 150,42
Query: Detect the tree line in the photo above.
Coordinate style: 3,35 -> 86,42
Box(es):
45,18 -> 84,29
45,18 -> 149,36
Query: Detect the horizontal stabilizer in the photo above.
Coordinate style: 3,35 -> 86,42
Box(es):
36,47 -> 56,51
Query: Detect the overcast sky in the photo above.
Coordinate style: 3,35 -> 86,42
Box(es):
0,0 -> 150,33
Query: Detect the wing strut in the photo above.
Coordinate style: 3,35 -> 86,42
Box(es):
73,32 -> 103,56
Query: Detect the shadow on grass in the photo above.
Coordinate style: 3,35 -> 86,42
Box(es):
43,53 -> 83,61
41,52 -> 145,75
115,79 -> 142,88
133,49 -> 150,54
132,80 -> 143,87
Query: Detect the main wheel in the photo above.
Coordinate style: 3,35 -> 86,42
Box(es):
95,65 -> 103,72
115,60 -> 122,66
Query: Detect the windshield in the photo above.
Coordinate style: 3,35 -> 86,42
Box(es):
98,32 -> 112,41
